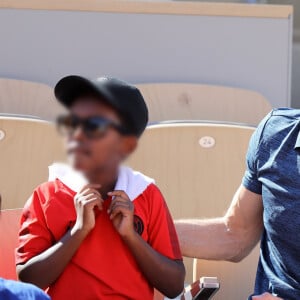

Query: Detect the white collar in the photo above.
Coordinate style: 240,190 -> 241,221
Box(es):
48,163 -> 155,201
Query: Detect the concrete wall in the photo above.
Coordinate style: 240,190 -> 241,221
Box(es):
0,3 -> 293,108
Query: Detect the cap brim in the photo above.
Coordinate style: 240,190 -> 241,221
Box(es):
54,75 -> 116,109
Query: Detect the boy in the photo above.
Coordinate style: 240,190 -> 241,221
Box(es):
15,75 -> 185,300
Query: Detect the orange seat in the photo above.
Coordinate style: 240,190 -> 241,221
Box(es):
0,208 -> 23,280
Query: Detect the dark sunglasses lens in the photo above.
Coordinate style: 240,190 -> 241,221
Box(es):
56,116 -> 120,138
57,115 -> 78,136
83,118 -> 108,138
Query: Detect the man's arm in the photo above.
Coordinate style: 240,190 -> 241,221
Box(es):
108,190 -> 185,298
17,184 -> 103,289
175,185 -> 263,262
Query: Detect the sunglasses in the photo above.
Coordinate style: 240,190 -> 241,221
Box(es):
56,115 -> 128,139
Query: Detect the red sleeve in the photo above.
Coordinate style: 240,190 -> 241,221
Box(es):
15,187 -> 54,265
147,184 -> 182,261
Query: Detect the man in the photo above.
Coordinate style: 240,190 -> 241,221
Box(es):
0,278 -> 50,300
15,75 -> 185,299
175,109 -> 300,300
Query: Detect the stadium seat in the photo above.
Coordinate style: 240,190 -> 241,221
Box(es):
136,83 -> 271,125
127,122 -> 259,300
0,115 -> 65,209
0,78 -> 64,121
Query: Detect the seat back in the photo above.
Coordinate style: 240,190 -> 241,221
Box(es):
0,116 -> 65,209
0,78 -> 64,121
127,122 -> 259,299
0,208 -> 23,279
136,83 -> 271,125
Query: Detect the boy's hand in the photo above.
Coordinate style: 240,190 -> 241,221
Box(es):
73,184 -> 103,234
107,190 -> 135,238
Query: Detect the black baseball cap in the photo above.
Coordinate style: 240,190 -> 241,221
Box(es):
54,75 -> 148,137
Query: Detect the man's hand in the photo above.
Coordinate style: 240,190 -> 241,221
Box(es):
107,190 -> 135,238
73,184 -> 103,234
252,293 -> 283,300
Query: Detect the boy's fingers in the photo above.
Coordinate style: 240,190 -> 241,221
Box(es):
108,200 -> 132,213
109,205 -> 130,219
75,192 -> 102,203
108,197 -> 133,213
107,191 -> 130,212
111,196 -> 129,204
108,196 -> 123,212
108,199 -> 118,214
84,193 -> 103,202
83,198 -> 103,210
108,190 -> 129,200
79,184 -> 101,194
81,189 -> 102,199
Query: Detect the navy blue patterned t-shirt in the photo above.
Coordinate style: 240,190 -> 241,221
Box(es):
243,108 -> 300,299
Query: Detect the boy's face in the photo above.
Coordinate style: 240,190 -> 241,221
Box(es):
62,96 -> 137,176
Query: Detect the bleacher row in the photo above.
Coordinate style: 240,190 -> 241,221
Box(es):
0,78 -> 272,300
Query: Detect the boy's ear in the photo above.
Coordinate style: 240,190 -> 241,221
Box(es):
122,135 -> 138,157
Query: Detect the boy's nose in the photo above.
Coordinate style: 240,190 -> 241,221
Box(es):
72,126 -> 86,141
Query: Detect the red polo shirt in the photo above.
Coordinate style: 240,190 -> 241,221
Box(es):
16,177 -> 182,300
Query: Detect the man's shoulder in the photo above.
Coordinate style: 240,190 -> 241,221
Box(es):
264,108 -> 300,127
258,108 -> 300,140
270,108 -> 300,121
245,108 -> 300,167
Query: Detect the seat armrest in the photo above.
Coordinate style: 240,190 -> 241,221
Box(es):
181,277 -> 220,300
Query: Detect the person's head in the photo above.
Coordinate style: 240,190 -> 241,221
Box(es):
54,76 -> 148,178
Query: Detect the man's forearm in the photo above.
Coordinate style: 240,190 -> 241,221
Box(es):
175,186 -> 263,262
17,228 -> 88,289
122,232 -> 185,298
175,218 -> 245,261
